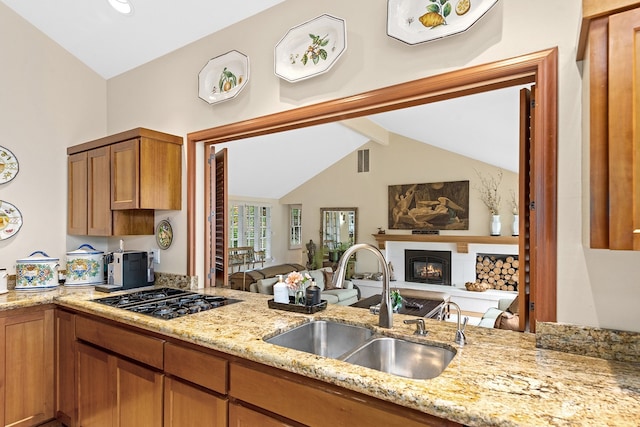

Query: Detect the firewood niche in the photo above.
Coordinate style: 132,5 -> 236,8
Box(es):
372,234 -> 519,253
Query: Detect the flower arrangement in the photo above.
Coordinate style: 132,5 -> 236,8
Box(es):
474,169 -> 503,215
285,271 -> 311,290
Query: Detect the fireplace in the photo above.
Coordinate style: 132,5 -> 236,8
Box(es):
404,249 -> 452,285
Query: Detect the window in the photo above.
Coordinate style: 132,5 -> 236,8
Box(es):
229,202 -> 271,259
289,205 -> 302,249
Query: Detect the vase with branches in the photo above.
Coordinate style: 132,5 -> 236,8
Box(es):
474,169 -> 503,215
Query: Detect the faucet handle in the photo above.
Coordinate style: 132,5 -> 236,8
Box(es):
403,318 -> 428,336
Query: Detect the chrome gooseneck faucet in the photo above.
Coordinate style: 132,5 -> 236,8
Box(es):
333,243 -> 393,328
439,301 -> 468,346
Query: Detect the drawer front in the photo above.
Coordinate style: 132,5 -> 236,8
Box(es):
230,363 -> 457,427
75,315 -> 164,369
164,342 -> 227,394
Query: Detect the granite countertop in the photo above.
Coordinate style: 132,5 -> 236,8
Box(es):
2,286 -> 639,426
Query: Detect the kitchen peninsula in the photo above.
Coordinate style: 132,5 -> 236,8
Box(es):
1,286 -> 639,426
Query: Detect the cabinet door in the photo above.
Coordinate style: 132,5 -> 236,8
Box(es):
88,146 -> 113,236
609,8 -> 640,249
68,152 -> 88,235
111,138 -> 140,210
77,342 -> 113,427
164,377 -> 226,427
114,357 -> 163,427
0,308 -> 54,427
229,403 -> 294,427
77,342 -> 163,427
55,309 -> 76,427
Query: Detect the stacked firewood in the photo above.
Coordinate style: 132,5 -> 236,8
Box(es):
474,255 -> 519,291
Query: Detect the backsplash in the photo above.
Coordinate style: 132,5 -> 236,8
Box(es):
154,272 -> 198,290
536,322 -> 640,364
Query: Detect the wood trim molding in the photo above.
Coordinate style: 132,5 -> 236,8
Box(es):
371,234 -> 518,252
185,48 -> 558,325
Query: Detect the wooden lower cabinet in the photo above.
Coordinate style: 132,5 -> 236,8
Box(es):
164,377 -> 227,427
229,362 -> 461,427
0,306 -> 54,427
76,342 -> 163,427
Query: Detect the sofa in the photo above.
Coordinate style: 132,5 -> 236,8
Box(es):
249,266 -> 359,306
227,263 -> 305,291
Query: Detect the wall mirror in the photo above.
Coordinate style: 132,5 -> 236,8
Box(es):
187,48 -> 558,331
320,207 -> 358,260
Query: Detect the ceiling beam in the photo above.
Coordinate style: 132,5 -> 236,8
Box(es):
339,117 -> 390,145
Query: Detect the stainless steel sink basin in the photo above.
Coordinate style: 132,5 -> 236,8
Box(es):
265,320 -> 456,379
265,320 -> 373,359
343,337 -> 456,379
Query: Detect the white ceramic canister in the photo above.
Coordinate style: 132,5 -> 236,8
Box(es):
0,268 -> 7,294
65,244 -> 104,285
15,251 -> 59,290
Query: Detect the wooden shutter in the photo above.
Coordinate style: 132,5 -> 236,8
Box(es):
205,146 -> 228,287
518,87 -> 532,332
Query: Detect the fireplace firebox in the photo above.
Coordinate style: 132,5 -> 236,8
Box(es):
404,249 -> 452,285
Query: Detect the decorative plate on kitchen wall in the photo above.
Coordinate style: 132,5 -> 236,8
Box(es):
0,145 -> 19,184
156,219 -> 173,250
274,14 -> 347,83
198,50 -> 249,105
387,0 -> 499,45
0,200 -> 23,240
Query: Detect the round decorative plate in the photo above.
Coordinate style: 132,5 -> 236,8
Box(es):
156,219 -> 173,249
0,146 -> 19,184
0,200 -> 23,240
198,50 -> 249,105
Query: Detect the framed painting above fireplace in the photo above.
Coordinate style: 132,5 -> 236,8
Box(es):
388,180 -> 469,230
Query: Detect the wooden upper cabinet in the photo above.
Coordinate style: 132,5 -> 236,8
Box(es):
582,2 -> 640,249
67,128 -> 183,236
111,136 -> 182,210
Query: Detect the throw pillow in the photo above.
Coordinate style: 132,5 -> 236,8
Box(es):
506,296 -> 519,314
323,270 -> 336,289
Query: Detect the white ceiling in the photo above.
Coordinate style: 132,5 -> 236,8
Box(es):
0,0 -> 284,79
2,0 -> 525,198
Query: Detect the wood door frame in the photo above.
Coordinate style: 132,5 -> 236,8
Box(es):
186,47 -> 558,326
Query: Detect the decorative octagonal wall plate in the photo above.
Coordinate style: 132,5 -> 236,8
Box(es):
198,50 -> 249,105
387,0 -> 499,45
0,145 -> 19,184
275,14 -> 347,83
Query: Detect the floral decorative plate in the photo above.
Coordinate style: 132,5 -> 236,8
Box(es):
0,200 -> 23,240
198,50 -> 249,105
387,0 -> 499,45
0,146 -> 19,184
274,14 -> 347,83
156,219 -> 173,250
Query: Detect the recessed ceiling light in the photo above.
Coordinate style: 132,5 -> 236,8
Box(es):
107,0 -> 134,15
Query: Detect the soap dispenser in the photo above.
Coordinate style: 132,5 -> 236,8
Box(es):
273,275 -> 289,304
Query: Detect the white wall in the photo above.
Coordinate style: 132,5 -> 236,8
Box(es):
0,4 -> 106,273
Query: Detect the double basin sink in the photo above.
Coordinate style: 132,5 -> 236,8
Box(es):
265,320 -> 456,379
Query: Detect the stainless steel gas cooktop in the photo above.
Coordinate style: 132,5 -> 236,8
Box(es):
93,287 -> 241,320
